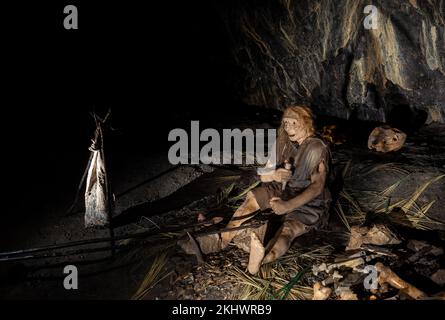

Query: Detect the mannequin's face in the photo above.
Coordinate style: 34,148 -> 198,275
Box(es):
282,117 -> 306,143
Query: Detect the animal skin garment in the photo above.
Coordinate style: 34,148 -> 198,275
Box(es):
84,150 -> 109,227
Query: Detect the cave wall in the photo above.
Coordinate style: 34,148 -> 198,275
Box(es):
219,0 -> 445,125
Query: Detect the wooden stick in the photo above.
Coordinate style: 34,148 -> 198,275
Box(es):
66,111 -> 109,215
0,220 -> 263,259
65,152 -> 94,215
98,117 -> 116,256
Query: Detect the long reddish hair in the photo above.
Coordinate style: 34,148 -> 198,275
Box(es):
276,105 -> 316,165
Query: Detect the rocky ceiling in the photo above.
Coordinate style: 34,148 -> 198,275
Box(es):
219,0 -> 445,127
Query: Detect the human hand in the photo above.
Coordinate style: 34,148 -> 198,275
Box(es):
269,197 -> 292,215
273,168 -> 292,183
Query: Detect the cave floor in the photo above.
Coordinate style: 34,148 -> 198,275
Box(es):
1,120 -> 444,300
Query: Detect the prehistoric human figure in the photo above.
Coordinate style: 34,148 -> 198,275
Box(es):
221,105 -> 332,274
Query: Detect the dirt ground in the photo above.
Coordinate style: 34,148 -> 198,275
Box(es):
1,120 -> 444,300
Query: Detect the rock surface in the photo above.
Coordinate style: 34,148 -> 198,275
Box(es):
431,269 -> 445,285
219,0 -> 445,126
346,224 -> 401,250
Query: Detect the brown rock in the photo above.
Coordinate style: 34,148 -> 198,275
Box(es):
407,240 -> 430,252
346,224 -> 401,251
431,269 -> 445,286
197,233 -> 221,254
177,233 -> 222,255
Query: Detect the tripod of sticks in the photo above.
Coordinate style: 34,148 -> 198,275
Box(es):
66,109 -> 115,255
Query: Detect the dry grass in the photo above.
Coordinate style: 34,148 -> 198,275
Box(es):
337,167 -> 445,230
342,159 -> 352,178
230,266 -> 313,300
400,174 -> 444,213
227,245 -> 334,300
335,202 -> 351,232
228,181 -> 261,203
131,252 -> 172,300
335,190 -> 367,229
362,163 -> 410,176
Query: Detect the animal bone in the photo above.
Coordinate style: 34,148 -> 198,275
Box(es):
361,245 -> 398,258
368,125 -> 406,152
312,282 -> 332,300
328,257 -> 365,272
313,254 -> 366,276
312,263 -> 327,276
375,263 -> 445,300
375,262 -> 426,299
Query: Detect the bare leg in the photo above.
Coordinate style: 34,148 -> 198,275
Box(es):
221,191 -> 260,248
248,232 -> 265,274
262,220 -> 307,264
246,220 -> 307,275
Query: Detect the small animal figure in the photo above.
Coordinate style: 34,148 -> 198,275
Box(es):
368,125 -> 406,152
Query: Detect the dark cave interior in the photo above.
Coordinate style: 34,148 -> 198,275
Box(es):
1,1 -> 444,301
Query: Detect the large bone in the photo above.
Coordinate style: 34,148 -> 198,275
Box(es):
375,262 -> 426,299
313,255 -> 366,275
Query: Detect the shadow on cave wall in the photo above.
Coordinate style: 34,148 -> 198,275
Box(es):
216,0 -> 445,127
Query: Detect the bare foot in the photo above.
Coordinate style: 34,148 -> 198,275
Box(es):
248,232 -> 265,274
